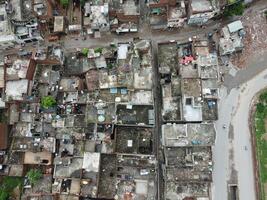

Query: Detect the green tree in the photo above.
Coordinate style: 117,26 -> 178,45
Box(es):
260,91 -> 267,104
94,47 -> 103,54
82,48 -> 89,56
257,103 -> 265,114
60,0 -> 69,7
223,1 -> 245,17
27,169 -> 42,186
41,96 -> 56,109
0,177 -> 22,200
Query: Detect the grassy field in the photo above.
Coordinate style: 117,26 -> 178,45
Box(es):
254,90 -> 267,200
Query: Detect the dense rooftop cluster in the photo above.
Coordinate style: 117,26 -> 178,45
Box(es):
0,39 -> 158,200
0,0 -> 248,200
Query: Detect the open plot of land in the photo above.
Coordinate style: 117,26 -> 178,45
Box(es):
232,7 -> 267,68
98,154 -> 117,199
115,126 -> 153,154
158,43 -> 177,74
116,104 -> 154,125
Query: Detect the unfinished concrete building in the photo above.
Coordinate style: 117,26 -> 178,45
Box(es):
161,123 -> 215,200
148,0 -> 187,29
219,20 -> 245,56
187,0 -> 219,25
98,154 -> 157,199
83,0 -> 110,37
109,0 -> 140,33
162,123 -> 216,147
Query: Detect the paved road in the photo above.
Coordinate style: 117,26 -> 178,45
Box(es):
213,85 -> 238,200
213,50 -> 267,200
62,23 -> 220,51
0,20 -> 221,56
231,54 -> 267,200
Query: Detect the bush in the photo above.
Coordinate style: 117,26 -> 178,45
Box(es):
27,169 -> 42,186
60,0 -> 69,7
41,96 -> 56,109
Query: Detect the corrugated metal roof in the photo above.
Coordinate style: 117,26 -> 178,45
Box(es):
227,20 -> 243,33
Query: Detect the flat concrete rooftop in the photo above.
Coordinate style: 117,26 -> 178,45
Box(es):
162,123 -> 216,146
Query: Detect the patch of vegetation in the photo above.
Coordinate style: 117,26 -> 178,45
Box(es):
223,1 -> 245,17
26,169 -> 42,186
60,0 -> 69,7
80,0 -> 86,6
0,177 -> 22,200
82,48 -> 89,56
41,96 -> 56,109
228,0 -> 237,4
110,43 -> 117,48
107,63 -> 114,69
254,90 -> 267,200
94,47 -> 103,54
